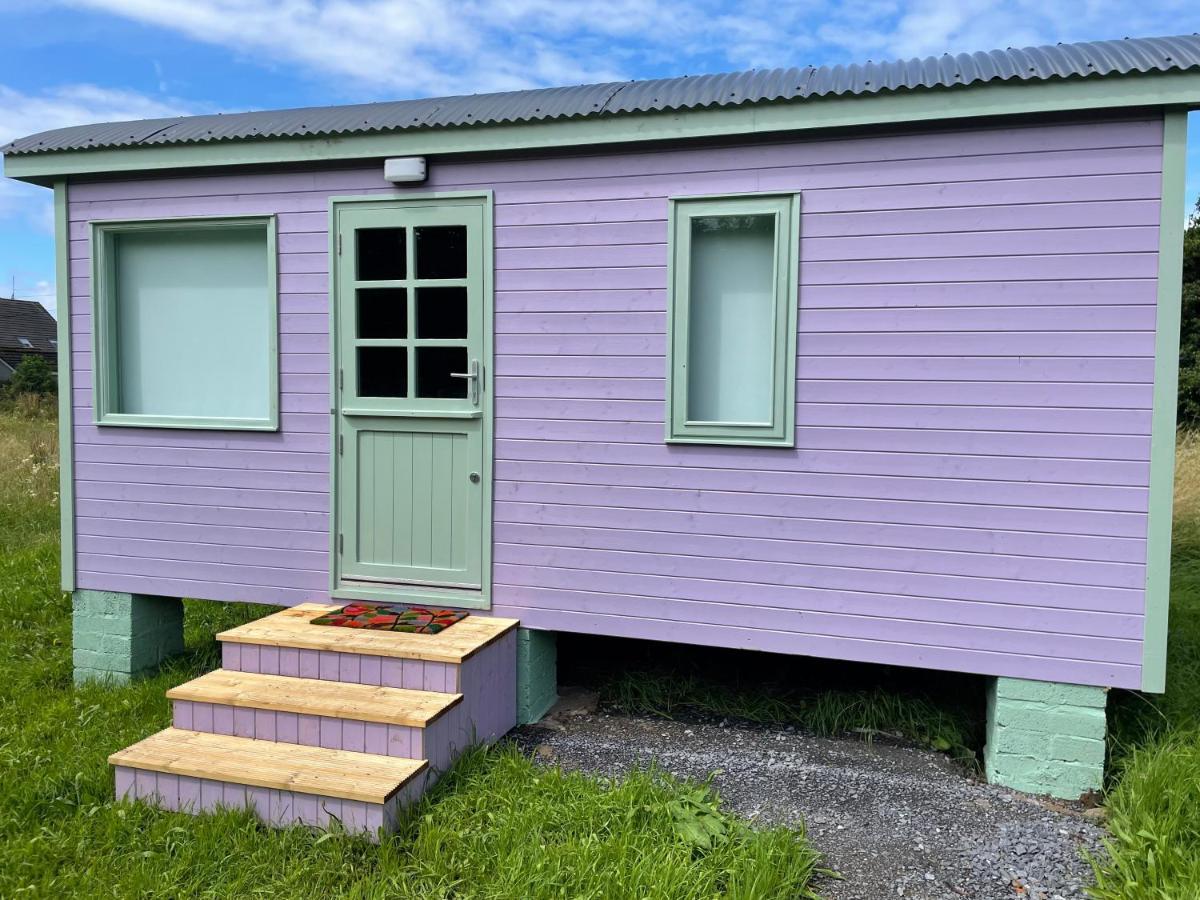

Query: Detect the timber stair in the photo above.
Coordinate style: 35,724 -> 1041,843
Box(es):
110,603 -> 519,837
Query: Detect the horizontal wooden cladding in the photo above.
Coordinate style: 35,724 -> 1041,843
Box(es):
493,603 -> 1141,689
66,171 -> 1164,231
73,427 -> 330,455
78,552 -> 326,591
68,197 -> 1163,245
75,480 -> 329,513
78,515 -> 328,551
494,500 -> 1145,564
74,442 -> 329,472
76,499 -> 328,532
493,257 -> 1156,292
73,388 -> 327,415
65,145 -> 1163,221
65,116 -> 1162,680
78,533 -> 325,571
494,480 -> 1146,538
494,226 -> 1161,265
497,376 -> 1153,409
495,439 -> 1149,486
65,116 -> 1160,204
496,459 -> 1145,513
494,332 -> 1154,358
495,305 -> 1156,335
77,570 -> 315,606
492,566 -> 1139,658
497,418 -> 1150,460
497,399 -> 1151,435
497,354 -> 1155,382
494,521 -> 1141,590
495,223 -> 1162,256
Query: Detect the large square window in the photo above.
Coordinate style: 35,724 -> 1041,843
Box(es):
667,194 -> 799,446
91,217 -> 278,430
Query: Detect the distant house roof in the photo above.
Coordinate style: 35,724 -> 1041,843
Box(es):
0,297 -> 57,363
3,33 -> 1200,158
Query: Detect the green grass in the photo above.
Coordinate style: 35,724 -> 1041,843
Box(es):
0,406 -> 823,899
601,670 -> 980,764
1086,431 -> 1200,898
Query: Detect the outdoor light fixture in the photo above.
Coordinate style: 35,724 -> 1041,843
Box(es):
383,157 -> 427,183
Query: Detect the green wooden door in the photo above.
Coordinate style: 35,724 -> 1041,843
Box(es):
333,198 -> 488,600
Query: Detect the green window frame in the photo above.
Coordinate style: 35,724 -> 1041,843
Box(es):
666,192 -> 800,447
90,215 -> 279,431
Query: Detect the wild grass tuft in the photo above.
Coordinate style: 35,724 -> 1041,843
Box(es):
1089,431 -> 1200,897
0,407 -> 822,898
590,651 -> 982,765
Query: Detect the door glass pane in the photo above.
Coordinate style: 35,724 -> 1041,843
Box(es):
686,214 -> 776,423
416,287 -> 467,338
356,228 -> 406,281
358,347 -> 408,397
415,225 -> 467,278
416,346 -> 468,399
357,288 -> 407,339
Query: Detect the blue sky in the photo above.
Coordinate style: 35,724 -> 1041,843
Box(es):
1,0 -> 1197,316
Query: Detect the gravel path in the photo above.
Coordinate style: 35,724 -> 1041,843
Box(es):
514,708 -> 1106,900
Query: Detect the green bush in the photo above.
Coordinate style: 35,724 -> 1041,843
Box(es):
4,355 -> 57,397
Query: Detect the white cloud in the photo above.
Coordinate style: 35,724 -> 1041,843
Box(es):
56,0 -> 1198,98
0,82 -> 190,148
0,83 -> 199,311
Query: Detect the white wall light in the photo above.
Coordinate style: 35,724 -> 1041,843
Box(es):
384,157 -> 427,183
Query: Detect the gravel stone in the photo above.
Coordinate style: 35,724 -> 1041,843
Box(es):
513,711 -> 1106,899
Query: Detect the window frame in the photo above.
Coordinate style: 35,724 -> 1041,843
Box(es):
90,215 -> 280,431
665,192 -> 800,447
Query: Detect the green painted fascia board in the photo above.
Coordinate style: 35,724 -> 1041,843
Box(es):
89,214 -> 280,431
1142,109 -> 1188,693
8,72 -> 1200,184
54,180 -> 74,592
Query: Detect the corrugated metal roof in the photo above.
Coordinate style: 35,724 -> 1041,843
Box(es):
5,33 -> 1199,156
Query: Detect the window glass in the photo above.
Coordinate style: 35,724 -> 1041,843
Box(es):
686,214 -> 776,424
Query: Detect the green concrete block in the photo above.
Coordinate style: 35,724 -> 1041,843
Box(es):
984,677 -> 1107,799
992,702 -> 1106,736
995,677 -> 1107,708
516,628 -> 557,725
986,753 -> 1102,798
72,590 -> 183,683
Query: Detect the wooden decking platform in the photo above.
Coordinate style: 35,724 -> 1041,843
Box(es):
217,603 -> 519,663
166,669 -> 461,727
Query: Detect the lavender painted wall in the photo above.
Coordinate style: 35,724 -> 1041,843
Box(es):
66,115 -> 1164,689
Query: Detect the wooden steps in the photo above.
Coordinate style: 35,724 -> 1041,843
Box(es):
110,728 -> 426,803
167,669 -> 461,727
217,603 -> 519,663
112,601 -> 520,835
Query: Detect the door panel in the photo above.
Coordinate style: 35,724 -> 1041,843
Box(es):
333,198 -> 488,598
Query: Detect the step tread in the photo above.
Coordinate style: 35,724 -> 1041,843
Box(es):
110,728 -> 426,803
167,669 -> 461,726
218,603 -> 518,663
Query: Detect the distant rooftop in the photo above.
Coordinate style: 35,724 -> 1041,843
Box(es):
4,33 -> 1200,158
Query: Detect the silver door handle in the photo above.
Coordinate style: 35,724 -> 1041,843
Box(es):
449,359 -> 480,405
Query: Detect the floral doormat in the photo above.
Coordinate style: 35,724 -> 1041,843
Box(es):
310,602 -> 468,634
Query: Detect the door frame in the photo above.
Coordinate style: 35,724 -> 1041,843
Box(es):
327,191 -> 494,610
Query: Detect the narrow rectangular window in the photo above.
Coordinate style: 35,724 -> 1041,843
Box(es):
91,216 -> 278,430
667,194 -> 799,446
